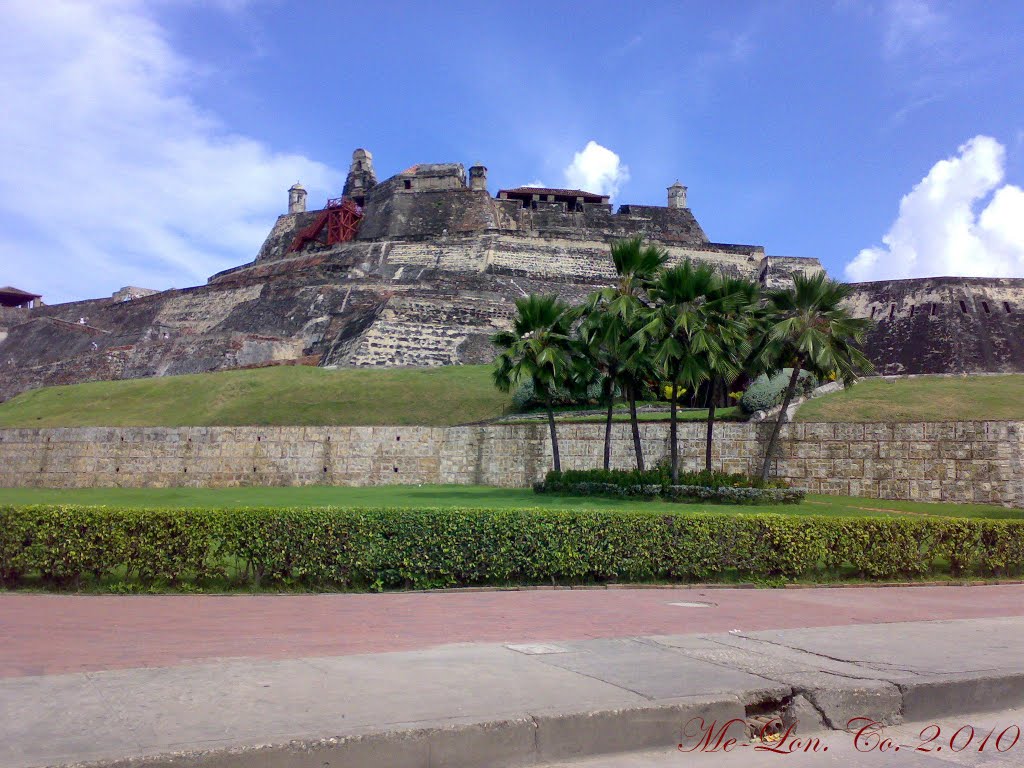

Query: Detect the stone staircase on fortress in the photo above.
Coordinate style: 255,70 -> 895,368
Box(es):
341,294 -> 514,367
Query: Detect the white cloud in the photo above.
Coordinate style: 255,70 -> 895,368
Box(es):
845,136 -> 1024,282
563,141 -> 630,199
521,180 -> 546,188
0,0 -> 340,303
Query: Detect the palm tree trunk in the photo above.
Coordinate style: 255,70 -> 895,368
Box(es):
759,363 -> 803,481
603,368 -> 616,471
628,383 -> 645,472
704,376 -> 718,472
545,393 -> 561,472
603,395 -> 614,471
669,363 -> 680,484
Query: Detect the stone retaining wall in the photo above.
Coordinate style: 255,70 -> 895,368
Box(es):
0,421 -> 1021,506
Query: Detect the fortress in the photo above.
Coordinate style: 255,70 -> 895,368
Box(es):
1,148 -> 1023,402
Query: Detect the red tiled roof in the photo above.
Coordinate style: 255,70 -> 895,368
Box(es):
499,187 -> 606,199
0,286 -> 41,299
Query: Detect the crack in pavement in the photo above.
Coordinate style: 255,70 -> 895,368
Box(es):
700,636 -> 891,684
641,635 -> 893,686
729,633 -> 927,677
531,653 -> 656,701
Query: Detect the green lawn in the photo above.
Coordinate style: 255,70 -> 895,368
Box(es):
0,365 -> 511,427
5,365 -> 1019,429
1,484 -> 1019,519
798,374 -> 1024,422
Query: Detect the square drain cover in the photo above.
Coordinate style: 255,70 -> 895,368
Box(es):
505,643 -> 571,655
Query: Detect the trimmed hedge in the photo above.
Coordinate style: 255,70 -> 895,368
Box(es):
2,505 -> 1024,591
535,481 -> 804,505
537,468 -> 799,504
665,485 -> 805,505
544,468 -> 787,490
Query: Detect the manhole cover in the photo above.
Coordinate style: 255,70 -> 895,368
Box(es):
667,601 -> 716,608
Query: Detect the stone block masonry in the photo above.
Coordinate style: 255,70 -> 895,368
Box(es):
0,421 -> 1021,507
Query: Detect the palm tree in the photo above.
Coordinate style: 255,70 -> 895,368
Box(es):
640,260 -> 729,484
492,294 -> 576,472
758,272 -> 875,481
701,277 -> 759,472
590,237 -> 668,472
576,303 -> 625,470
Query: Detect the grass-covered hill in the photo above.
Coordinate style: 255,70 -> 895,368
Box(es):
0,366 -> 1021,428
796,374 -> 1024,423
0,365 -> 511,428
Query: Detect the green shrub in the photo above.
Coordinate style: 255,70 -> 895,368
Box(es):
740,369 -> 817,414
662,485 -> 805,505
511,380 -> 537,411
536,479 -> 803,505
542,468 -> 788,491
511,378 -> 605,412
3,505 -> 1023,591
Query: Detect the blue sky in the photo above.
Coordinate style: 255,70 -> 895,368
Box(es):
1,0 -> 1023,303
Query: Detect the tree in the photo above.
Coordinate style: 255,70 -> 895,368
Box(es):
492,294 -> 576,472
641,260 -> 731,483
701,277 -> 759,471
758,272 -> 875,481
576,303 -> 626,470
589,237 -> 668,471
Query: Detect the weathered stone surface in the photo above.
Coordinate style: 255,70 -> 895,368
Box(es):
1,420 -> 1021,506
2,152 -> 1021,407
844,276 -> 1024,375
0,156 -> 824,403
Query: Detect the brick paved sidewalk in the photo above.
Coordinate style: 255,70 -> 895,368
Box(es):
2,584 -> 1023,677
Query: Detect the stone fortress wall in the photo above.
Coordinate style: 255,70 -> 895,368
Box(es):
0,150 -> 819,402
845,277 -> 1024,375
1,147 -> 1023,404
1,420 -> 1021,507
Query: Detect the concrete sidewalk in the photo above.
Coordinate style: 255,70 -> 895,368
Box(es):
4,616 -> 1024,768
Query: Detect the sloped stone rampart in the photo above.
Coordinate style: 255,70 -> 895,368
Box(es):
844,277 -> 1024,375
0,421 -> 1020,507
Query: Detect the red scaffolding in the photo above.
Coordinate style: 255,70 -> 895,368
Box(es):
286,197 -> 363,253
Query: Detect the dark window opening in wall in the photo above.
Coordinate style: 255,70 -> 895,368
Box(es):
1004,302 -> 1012,314
403,179 -> 412,190
870,306 -> 877,319
888,303 -> 895,319
981,301 -> 991,314
910,305 -> 916,317
959,300 -> 968,313
931,303 -> 938,316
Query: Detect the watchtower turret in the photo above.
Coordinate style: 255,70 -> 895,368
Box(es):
343,148 -> 377,206
469,164 -> 488,192
667,180 -> 687,209
288,182 -> 307,214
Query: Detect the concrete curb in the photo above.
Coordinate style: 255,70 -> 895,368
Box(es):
899,671 -> 1024,723
55,671 -> 1024,768
63,697 -> 744,768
